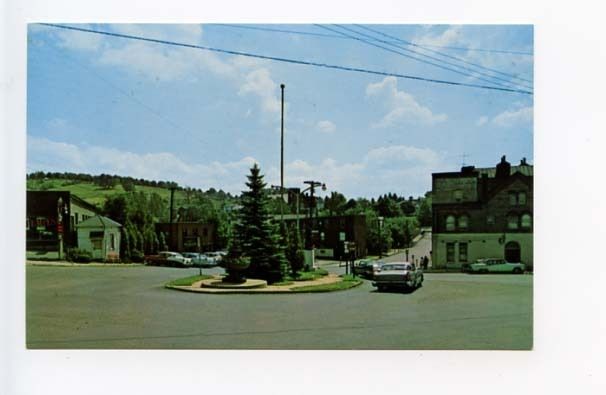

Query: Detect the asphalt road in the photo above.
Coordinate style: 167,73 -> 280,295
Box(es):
26,261 -> 532,350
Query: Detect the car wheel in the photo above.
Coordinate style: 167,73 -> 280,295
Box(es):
377,285 -> 385,292
418,276 -> 423,288
513,267 -> 523,274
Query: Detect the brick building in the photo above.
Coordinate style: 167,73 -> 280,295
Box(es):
281,214 -> 368,259
26,191 -> 99,252
431,156 -> 533,269
155,222 -> 217,252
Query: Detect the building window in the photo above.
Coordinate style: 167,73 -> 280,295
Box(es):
521,213 -> 532,228
110,233 -> 116,250
507,214 -> 519,230
453,190 -> 463,201
446,243 -> 455,262
458,215 -> 469,230
459,242 -> 468,262
509,192 -> 517,206
446,215 -> 456,231
518,192 -> 527,205
486,215 -> 495,225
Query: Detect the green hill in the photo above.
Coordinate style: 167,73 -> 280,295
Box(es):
26,177 -> 222,211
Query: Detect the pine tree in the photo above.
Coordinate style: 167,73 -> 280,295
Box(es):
230,164 -> 287,283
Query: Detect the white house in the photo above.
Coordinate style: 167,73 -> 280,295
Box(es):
76,215 -> 122,261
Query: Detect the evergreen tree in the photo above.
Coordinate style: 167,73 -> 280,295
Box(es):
230,164 -> 287,283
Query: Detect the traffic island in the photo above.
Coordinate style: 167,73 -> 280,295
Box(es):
165,273 -> 362,294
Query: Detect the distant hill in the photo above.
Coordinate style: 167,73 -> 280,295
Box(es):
26,172 -> 235,210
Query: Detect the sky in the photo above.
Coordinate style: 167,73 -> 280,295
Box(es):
26,23 -> 533,199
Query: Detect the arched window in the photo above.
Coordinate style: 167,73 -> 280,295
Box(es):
521,213 -> 532,228
458,215 -> 469,230
446,215 -> 456,231
507,213 -> 519,230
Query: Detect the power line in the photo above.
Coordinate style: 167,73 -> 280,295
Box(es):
353,24 -> 533,85
418,43 -> 532,56
213,23 -> 351,40
327,24 -> 531,91
317,24 -> 531,92
209,23 -> 533,56
40,23 -> 532,95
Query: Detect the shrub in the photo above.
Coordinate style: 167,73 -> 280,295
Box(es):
130,249 -> 145,263
67,248 -> 92,263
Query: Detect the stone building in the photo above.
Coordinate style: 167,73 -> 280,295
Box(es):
431,156 -> 533,269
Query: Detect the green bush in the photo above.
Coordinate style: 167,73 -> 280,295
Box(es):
67,248 -> 92,263
130,249 -> 145,263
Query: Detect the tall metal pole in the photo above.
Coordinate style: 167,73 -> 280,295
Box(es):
169,187 -> 176,250
280,84 -> 285,228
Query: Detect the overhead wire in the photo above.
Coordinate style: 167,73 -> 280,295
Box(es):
318,24 -> 532,92
353,24 -> 533,85
40,23 -> 532,95
209,23 -> 533,56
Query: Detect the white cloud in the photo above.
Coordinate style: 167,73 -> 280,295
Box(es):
27,136 -> 259,194
366,77 -> 447,127
413,25 -> 463,47
492,106 -> 533,127
238,68 -> 281,115
27,138 -> 452,198
316,120 -> 336,134
110,24 -> 203,45
55,24 -> 103,51
476,116 -> 489,126
265,145 -> 451,198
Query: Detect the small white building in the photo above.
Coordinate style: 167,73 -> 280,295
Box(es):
76,215 -> 122,261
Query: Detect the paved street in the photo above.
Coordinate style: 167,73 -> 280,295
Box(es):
26,261 -> 532,350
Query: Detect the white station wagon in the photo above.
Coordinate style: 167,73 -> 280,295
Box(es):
469,258 -> 525,274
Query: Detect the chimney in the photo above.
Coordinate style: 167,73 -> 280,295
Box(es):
495,155 -> 511,178
520,157 -> 528,166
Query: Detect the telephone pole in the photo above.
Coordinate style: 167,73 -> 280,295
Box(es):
280,84 -> 285,226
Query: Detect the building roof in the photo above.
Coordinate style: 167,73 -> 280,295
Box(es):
476,164 -> 533,177
76,215 -> 122,228
71,194 -> 101,213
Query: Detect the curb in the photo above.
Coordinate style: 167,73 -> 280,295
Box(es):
165,276 -> 363,295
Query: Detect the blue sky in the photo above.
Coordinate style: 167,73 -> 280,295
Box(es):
27,24 -> 533,199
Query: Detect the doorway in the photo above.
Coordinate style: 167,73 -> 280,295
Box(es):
505,241 -> 521,263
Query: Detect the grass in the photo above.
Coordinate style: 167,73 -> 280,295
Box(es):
166,274 -> 214,287
27,178 -> 196,209
292,268 -> 329,281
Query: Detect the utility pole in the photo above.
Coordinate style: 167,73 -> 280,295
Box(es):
169,186 -> 176,250
280,84 -> 285,228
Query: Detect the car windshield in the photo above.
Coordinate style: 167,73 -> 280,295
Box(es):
382,264 -> 407,271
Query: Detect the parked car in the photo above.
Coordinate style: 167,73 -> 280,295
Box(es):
144,251 -> 192,267
372,262 -> 423,291
353,259 -> 384,279
205,251 -> 224,264
468,258 -> 525,274
181,252 -> 216,268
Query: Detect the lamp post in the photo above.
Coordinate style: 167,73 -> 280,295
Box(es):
57,197 -> 67,260
377,216 -> 384,259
